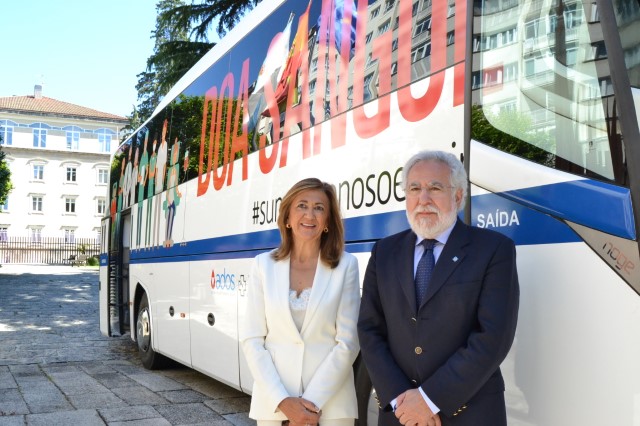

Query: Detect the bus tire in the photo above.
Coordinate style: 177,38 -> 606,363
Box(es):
354,356 -> 378,426
136,293 -> 167,369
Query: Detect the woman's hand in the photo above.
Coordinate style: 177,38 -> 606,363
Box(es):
278,397 -> 321,426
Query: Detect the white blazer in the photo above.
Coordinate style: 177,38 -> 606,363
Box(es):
241,250 -> 361,421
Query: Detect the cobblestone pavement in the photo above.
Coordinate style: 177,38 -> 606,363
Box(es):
0,265 -> 255,426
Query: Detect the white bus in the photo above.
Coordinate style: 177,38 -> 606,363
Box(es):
99,0 -> 640,424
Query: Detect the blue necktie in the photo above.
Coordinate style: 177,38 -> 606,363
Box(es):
415,239 -> 436,307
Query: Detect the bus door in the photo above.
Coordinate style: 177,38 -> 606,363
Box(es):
107,210 -> 132,337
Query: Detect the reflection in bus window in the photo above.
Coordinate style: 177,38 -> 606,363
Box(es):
472,0 -> 640,187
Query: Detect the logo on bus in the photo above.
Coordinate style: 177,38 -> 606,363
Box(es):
602,242 -> 635,275
211,268 -> 236,291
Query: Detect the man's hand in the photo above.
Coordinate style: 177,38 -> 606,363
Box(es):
394,389 -> 441,426
278,397 -> 321,426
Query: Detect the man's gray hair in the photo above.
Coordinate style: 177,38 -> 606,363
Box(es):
402,150 -> 468,211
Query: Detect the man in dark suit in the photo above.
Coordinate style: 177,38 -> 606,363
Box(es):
357,150 -> 519,426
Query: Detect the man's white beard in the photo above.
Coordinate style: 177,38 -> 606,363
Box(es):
407,204 -> 458,239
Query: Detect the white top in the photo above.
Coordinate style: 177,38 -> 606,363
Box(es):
289,288 -> 311,331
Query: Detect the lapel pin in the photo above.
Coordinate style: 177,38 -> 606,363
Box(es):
452,256 -> 459,262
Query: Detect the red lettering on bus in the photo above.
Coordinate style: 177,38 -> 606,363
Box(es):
353,0 -> 391,139
197,85 -> 219,197
311,0 -> 332,157
227,59 -> 250,185
327,0 -> 355,149
259,72 -> 281,174
212,73 -> 235,191
397,0 -> 445,121
282,13 -> 311,164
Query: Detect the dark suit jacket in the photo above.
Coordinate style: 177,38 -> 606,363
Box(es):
357,219 -> 519,426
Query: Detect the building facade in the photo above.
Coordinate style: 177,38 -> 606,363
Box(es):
0,85 -> 127,242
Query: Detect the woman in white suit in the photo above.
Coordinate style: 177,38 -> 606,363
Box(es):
241,178 -> 361,426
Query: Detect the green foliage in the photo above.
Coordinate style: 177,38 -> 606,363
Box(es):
471,105 -> 555,167
161,0 -> 262,39
127,0 -> 261,129
87,256 -> 99,267
0,145 -> 12,208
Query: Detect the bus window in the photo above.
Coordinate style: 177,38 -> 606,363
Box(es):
471,0 -> 632,187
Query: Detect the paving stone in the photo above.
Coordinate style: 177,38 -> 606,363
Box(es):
21,389 -> 74,414
26,409 -> 105,426
0,415 -> 26,426
183,378 -> 244,399
127,373 -> 187,392
66,391 -> 126,409
157,389 -> 209,403
223,412 -> 256,426
91,372 -> 140,389
0,389 -> 29,416
98,405 -> 162,422
0,371 -> 18,390
110,418 -> 172,426
153,402 -> 226,424
204,396 -> 252,415
110,385 -> 170,406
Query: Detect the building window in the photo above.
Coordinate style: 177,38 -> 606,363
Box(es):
33,128 -> 47,148
363,73 -> 375,101
447,30 -> 455,46
64,228 -> 76,244
384,0 -> 395,13
30,227 -> 42,243
588,40 -> 607,60
66,131 -> 80,150
378,20 -> 391,35
66,167 -> 77,182
33,165 -> 44,180
65,197 -> 76,213
311,58 -> 318,71
96,129 -> 114,153
0,227 -> 7,242
371,7 -> 380,18
97,198 -> 106,215
97,168 -> 109,184
0,197 -> 7,212
414,18 -> 431,37
412,2 -> 419,15
0,124 -> 13,145
411,43 -> 431,62
32,196 -> 43,212
365,32 -> 373,44
391,61 -> 398,75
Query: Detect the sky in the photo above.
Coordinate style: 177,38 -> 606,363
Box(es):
0,1 -> 158,118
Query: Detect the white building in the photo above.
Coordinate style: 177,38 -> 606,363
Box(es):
0,85 -> 127,242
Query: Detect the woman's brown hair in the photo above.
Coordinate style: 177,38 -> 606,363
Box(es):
271,178 -> 344,268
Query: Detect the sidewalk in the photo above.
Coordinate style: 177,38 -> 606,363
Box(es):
0,265 -> 254,426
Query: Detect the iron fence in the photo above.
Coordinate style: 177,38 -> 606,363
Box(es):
0,237 -> 100,265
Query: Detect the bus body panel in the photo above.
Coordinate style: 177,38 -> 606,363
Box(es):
99,0 -> 640,423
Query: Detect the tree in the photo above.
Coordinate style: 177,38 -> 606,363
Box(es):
126,0 -> 262,132
471,104 -> 555,167
0,144 -> 12,208
161,0 -> 262,39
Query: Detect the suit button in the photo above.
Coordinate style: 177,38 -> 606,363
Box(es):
411,317 -> 417,322
414,347 -> 423,354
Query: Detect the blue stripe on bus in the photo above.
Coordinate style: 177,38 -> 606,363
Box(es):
498,179 -> 635,240
127,194 -> 583,264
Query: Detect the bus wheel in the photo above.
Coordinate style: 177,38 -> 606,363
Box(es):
136,293 -> 167,369
354,356 -> 379,426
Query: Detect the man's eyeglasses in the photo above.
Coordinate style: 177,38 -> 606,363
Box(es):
403,183 -> 454,198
